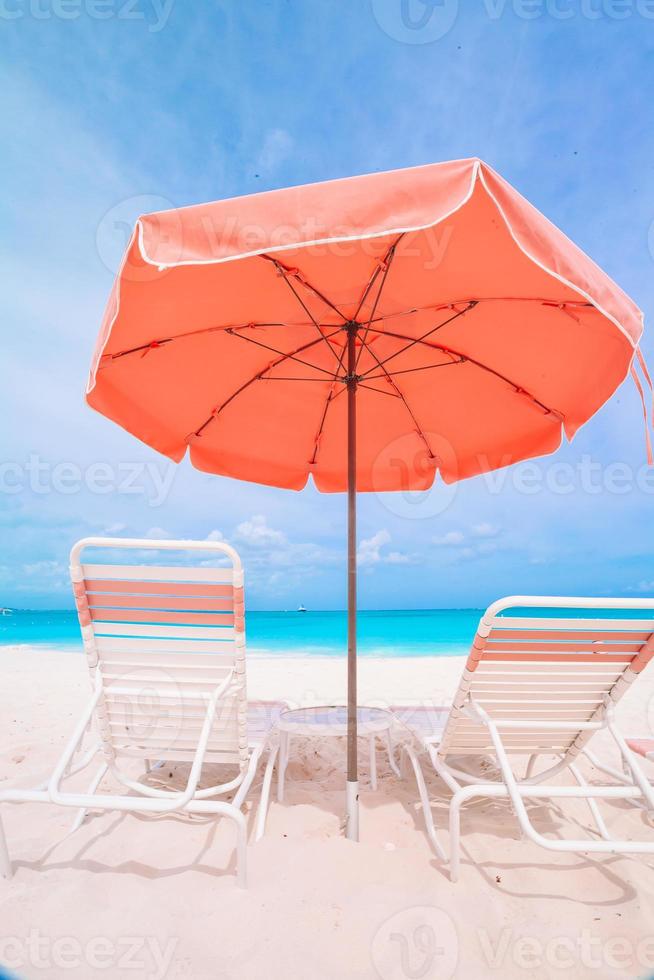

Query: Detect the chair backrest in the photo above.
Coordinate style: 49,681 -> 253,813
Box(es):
439,596 -> 654,759
70,537 -> 248,770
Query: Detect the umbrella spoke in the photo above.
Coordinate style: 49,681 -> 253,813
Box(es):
260,254 -> 349,323
354,236 -> 403,371
368,325 -> 563,420
356,333 -> 437,460
311,321 -> 350,371
309,332 -> 350,465
358,301 -> 478,377
365,359 -> 465,380
104,321 -> 310,361
257,375 -> 335,382
189,328 -> 344,440
260,254 -> 349,371
364,297 -> 594,327
225,327 -> 340,378
353,234 -> 403,321
357,382 -> 401,398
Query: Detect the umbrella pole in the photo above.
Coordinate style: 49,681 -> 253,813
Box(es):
346,322 -> 359,842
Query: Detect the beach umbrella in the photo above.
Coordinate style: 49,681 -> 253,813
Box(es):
86,158 -> 650,841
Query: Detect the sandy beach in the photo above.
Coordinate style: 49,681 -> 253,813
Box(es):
1,646 -> 654,980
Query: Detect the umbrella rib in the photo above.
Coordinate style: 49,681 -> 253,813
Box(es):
368,325 -> 563,420
102,300 -> 593,363
358,302 -> 478,377
353,234 -> 403,322
311,321 -> 349,371
257,376 -> 336,382
104,322 -> 311,361
354,237 -> 402,371
259,254 -> 348,371
225,328 -> 339,378
365,359 -> 465,380
189,328 -> 343,440
309,336 -> 350,465
357,383 -> 401,398
363,297 -> 594,327
356,334 -> 436,459
260,254 -> 349,323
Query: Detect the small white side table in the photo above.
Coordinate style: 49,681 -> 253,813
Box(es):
276,704 -> 400,801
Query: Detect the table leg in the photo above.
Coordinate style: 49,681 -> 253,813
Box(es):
369,734 -> 377,791
386,729 -> 400,777
277,730 -> 289,802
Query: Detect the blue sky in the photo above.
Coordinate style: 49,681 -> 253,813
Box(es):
2,0 -> 654,610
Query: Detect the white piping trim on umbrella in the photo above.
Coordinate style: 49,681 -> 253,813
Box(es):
475,165 -> 642,350
474,165 -> 647,442
133,159 -> 640,350
135,160 -> 481,272
88,159 -> 645,439
87,161 -> 481,396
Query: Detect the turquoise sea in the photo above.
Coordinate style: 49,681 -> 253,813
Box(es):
4,606 -> 651,658
0,608 -> 482,657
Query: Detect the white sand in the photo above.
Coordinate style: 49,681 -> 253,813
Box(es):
1,646 -> 654,980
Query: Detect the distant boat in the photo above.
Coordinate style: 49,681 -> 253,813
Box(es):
297,604 -> 307,613
0,607 -> 12,616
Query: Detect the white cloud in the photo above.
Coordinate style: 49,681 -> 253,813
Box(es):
357,529 -> 391,566
18,560 -> 68,592
22,560 -> 65,579
103,522 -> 127,535
386,551 -> 411,565
357,530 -> 413,567
471,523 -> 500,538
205,529 -> 224,542
433,530 -> 465,546
145,527 -> 172,539
630,580 -> 654,593
235,515 -> 286,548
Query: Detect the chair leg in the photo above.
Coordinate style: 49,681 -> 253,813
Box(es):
402,745 -> 447,860
255,745 -> 279,842
386,730 -> 400,777
235,813 -> 247,889
369,735 -> 377,791
69,762 -> 108,835
569,762 -> 612,841
277,731 -> 289,803
0,810 -> 11,878
400,743 -> 409,780
449,788 -> 468,883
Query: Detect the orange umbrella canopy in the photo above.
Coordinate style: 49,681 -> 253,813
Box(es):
88,158 -> 644,492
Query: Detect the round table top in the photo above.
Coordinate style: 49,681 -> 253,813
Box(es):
277,704 -> 393,736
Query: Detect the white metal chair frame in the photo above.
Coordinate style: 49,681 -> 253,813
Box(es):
399,596 -> 654,881
0,537 -> 280,887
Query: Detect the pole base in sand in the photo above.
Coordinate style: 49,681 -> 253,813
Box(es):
346,779 -> 359,842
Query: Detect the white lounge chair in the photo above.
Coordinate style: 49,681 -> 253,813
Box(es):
0,536 -> 281,886
399,596 -> 654,880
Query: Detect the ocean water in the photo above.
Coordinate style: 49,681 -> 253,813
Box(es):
4,605 -> 650,658
0,608 -> 482,657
